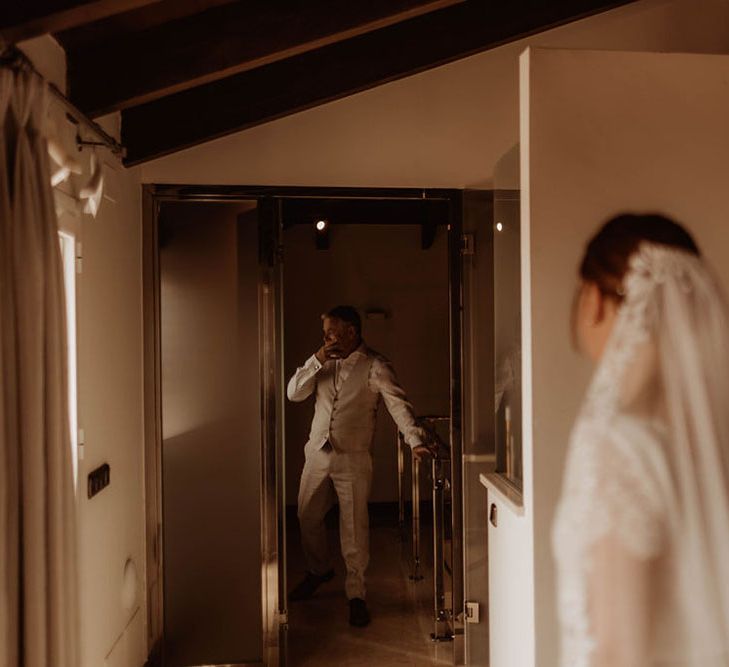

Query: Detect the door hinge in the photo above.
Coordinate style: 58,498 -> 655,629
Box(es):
461,233 -> 475,255
278,611 -> 289,626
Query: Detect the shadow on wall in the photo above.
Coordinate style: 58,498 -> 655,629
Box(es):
162,420 -> 262,666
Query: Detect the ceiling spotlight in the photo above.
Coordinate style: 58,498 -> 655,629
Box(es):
496,222 -> 504,232
314,219 -> 330,250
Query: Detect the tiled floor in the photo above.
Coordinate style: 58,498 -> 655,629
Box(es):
286,512 -> 454,667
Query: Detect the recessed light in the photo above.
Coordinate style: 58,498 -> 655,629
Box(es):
316,219 -> 328,231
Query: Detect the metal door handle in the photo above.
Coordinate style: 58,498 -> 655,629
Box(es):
489,503 -> 498,528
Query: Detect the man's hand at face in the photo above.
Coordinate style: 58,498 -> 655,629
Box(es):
315,342 -> 344,364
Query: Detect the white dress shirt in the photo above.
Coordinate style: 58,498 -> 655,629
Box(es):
287,343 -> 426,451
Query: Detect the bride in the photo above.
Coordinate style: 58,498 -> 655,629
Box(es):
553,214 -> 729,666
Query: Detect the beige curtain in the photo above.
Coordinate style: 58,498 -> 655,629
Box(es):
0,68 -> 79,667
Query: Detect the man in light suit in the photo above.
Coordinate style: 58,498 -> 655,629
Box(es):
287,305 -> 434,627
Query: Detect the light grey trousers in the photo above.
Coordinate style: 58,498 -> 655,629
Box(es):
297,445 -> 373,600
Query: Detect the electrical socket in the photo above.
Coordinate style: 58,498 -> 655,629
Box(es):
87,463 -> 110,499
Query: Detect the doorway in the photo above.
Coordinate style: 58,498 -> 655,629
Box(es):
282,201 -> 452,666
142,186 -> 464,667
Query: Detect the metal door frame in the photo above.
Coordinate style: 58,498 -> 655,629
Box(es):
142,183 -> 465,666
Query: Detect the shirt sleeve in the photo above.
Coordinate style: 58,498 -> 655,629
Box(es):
287,354 -> 323,402
369,357 -> 426,448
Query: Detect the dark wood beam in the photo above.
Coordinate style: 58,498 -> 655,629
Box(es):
0,0 -> 160,46
55,0 -> 235,52
122,0 -> 637,165
65,0 -> 462,116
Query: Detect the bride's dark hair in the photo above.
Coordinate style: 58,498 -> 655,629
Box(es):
580,213 -> 700,300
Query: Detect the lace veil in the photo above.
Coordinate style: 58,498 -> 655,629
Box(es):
555,243 -> 729,665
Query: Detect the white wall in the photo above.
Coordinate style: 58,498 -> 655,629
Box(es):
522,47 -> 729,666
76,154 -> 145,667
15,35 -> 66,90
141,0 -> 729,189
19,36 -> 147,667
487,494 -> 532,667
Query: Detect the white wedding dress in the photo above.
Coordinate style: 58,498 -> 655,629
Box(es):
553,244 -> 729,666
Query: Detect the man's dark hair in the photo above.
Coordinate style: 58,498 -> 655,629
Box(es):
325,305 -> 362,337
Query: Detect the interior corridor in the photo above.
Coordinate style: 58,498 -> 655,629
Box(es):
7,4 -> 729,665
287,509 -> 453,667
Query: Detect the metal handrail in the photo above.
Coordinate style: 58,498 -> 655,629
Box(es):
431,452 -> 452,642
397,416 -> 454,642
398,415 -> 450,536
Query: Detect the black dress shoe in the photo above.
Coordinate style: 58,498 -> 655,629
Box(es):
349,598 -> 370,627
288,570 -> 335,601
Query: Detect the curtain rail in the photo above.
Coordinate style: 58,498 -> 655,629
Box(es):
0,46 -> 126,157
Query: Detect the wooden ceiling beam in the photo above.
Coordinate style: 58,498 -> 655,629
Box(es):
0,0 -> 160,46
55,0 -> 236,52
64,0 -> 462,116
122,0 -> 637,165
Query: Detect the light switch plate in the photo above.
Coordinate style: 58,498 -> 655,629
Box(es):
465,601 -> 480,624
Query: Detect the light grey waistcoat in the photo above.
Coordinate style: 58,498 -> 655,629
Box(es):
306,353 -> 380,453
